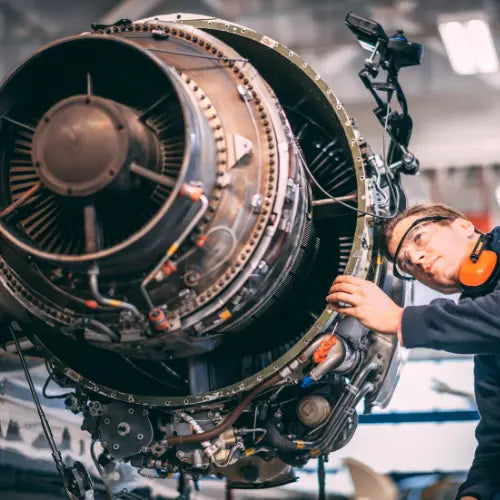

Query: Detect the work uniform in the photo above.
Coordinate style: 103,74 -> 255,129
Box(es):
401,226 -> 500,500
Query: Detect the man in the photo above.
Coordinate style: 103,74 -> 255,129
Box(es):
326,203 -> 500,500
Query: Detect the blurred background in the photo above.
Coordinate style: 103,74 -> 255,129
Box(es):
0,0 -> 495,498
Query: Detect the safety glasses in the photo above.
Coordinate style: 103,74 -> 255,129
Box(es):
392,215 -> 450,280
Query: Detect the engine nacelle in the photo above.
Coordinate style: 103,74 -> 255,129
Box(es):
0,13 -> 409,488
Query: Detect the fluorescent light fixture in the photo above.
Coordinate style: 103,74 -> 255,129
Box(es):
438,15 -> 499,75
467,19 -> 499,73
495,184 -> 500,209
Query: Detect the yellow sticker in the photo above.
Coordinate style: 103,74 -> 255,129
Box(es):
167,243 -> 179,257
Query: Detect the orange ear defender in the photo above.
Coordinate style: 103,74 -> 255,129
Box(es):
459,232 -> 499,294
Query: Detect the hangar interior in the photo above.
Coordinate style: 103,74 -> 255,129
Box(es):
0,0 -> 496,499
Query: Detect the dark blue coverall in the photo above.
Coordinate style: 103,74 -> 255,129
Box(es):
401,226 -> 500,500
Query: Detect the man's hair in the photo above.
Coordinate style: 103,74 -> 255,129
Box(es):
382,203 -> 468,260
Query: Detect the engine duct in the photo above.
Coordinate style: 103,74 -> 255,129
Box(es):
0,13 -> 413,489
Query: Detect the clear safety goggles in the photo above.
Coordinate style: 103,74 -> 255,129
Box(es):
392,215 -> 450,280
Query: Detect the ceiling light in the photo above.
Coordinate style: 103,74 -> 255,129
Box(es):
438,15 -> 498,75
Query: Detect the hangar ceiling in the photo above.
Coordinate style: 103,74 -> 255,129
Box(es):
0,0 -> 498,167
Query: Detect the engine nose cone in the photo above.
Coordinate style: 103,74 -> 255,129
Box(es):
32,95 -> 128,197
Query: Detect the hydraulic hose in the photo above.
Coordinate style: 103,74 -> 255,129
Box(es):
165,373 -> 282,446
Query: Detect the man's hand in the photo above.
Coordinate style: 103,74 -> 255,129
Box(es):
460,497 -> 479,500
326,275 -> 403,335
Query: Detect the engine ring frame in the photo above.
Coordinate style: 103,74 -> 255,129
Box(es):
20,14 -> 379,407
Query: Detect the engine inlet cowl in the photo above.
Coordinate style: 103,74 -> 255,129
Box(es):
0,18 -> 385,408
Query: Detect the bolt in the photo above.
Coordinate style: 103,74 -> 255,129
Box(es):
137,434 -> 144,440
128,408 -> 135,415
113,444 -> 120,450
103,418 -> 111,424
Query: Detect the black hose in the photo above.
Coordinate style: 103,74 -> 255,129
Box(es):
307,361 -> 378,452
264,417 -> 299,452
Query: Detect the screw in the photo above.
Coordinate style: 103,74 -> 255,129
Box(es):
113,444 -> 120,450
137,434 -> 144,440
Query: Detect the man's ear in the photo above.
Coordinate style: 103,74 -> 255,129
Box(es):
450,218 -> 475,238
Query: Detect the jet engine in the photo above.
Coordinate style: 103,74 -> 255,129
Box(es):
0,13 -> 415,490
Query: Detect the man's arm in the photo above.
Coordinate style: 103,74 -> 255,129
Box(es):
327,276 -> 500,355
456,355 -> 500,499
402,290 -> 500,354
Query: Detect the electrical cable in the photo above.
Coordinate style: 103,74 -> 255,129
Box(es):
298,91 -> 402,221
146,47 -> 249,63
381,91 -> 401,215
90,439 -> 104,477
42,372 -> 72,400
120,356 -> 183,391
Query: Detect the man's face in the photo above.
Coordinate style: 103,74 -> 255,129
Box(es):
387,215 -> 478,294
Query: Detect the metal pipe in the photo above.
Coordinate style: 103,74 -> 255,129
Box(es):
177,411 -> 218,462
0,182 -> 41,218
321,381 -> 374,452
311,193 -> 357,206
66,317 -> 121,342
296,334 -> 330,364
141,191 -> 209,309
214,443 -> 240,468
88,263 -> 141,319
307,339 -> 346,382
313,362 -> 378,451
130,161 -> 176,188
